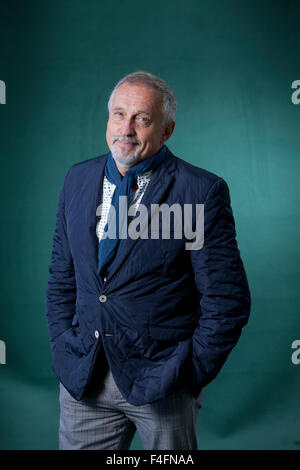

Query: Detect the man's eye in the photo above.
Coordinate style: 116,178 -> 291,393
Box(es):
137,116 -> 150,124
113,111 -> 123,118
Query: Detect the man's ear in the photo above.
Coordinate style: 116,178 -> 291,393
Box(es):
161,121 -> 175,144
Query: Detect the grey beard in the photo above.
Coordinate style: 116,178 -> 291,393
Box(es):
111,143 -> 142,168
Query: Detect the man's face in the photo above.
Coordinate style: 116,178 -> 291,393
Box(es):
106,82 -> 174,169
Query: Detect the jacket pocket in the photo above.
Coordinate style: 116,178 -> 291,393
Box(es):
54,325 -> 86,358
149,324 -> 195,342
143,338 -> 178,361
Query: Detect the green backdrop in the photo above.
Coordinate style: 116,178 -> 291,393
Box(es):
0,0 -> 299,450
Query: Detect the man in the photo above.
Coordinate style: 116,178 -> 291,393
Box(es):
46,71 -> 251,450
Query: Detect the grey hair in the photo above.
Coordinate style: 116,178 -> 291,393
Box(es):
107,71 -> 177,125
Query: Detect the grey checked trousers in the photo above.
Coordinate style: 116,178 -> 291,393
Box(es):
59,354 -> 202,450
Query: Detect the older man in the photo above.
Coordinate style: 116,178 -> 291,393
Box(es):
46,71 -> 251,450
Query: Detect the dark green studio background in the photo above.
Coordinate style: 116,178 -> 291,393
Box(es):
0,0 -> 299,450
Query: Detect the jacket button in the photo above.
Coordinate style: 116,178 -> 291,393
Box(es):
99,294 -> 107,303
94,330 -> 100,339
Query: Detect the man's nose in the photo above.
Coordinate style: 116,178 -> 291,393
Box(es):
120,118 -> 136,136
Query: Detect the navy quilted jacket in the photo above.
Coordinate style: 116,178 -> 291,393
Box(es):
45,146 -> 251,405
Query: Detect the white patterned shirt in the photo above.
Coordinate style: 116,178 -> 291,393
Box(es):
96,170 -> 152,242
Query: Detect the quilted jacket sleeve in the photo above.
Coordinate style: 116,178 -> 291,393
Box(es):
189,177 -> 251,390
45,168 -> 76,350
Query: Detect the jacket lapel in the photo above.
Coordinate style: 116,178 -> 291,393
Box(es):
86,153 -> 108,290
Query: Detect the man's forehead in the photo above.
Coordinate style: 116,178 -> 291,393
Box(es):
112,82 -> 162,109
